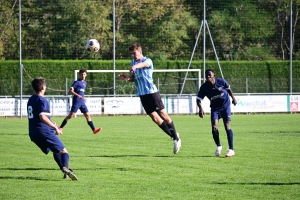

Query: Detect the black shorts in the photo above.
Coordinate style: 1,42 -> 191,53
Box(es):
140,92 -> 165,115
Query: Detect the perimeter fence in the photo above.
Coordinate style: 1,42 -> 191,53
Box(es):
1,78 -> 299,97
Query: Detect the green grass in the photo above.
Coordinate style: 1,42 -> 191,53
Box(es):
0,114 -> 300,200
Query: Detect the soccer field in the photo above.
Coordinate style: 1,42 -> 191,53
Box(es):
0,114 -> 299,200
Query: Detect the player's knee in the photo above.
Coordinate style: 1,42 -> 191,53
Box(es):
84,113 -> 91,120
225,122 -> 231,130
212,125 -> 218,131
158,111 -> 171,123
66,113 -> 74,119
59,148 -> 68,154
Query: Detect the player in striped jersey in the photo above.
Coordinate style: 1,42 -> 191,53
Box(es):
118,42 -> 181,154
27,77 -> 78,180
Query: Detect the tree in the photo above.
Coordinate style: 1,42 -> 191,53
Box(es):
206,0 -> 275,60
113,0 -> 199,59
0,0 -> 19,60
260,0 -> 300,60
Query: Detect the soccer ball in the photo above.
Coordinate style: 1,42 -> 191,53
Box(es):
85,39 -> 100,52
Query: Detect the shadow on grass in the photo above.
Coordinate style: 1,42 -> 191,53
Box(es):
0,168 -> 57,171
0,176 -> 49,181
78,155 -> 216,158
214,182 -> 300,185
0,168 -> 67,181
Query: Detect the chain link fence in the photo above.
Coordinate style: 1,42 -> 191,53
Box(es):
1,78 -> 299,97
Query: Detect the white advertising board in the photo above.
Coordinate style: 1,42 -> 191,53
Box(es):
74,97 -> 102,115
0,95 -> 298,117
104,97 -> 141,114
48,97 -> 70,116
165,96 -> 198,114
0,98 -> 28,116
289,95 -> 300,112
231,95 -> 287,113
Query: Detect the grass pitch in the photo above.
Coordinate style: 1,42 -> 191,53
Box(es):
0,114 -> 299,200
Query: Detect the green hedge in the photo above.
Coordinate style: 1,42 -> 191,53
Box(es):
0,60 -> 299,95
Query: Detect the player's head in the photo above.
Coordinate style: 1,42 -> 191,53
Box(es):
31,77 -> 46,93
79,68 -> 87,80
205,69 -> 216,82
129,42 -> 143,60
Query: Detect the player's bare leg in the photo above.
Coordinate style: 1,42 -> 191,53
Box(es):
83,112 -> 102,134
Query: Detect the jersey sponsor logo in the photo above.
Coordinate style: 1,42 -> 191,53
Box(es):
106,100 -> 124,108
211,93 -> 224,101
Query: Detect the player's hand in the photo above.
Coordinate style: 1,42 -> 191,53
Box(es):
118,74 -> 127,80
55,127 -> 62,135
130,66 -> 136,73
198,110 -> 205,118
232,98 -> 237,106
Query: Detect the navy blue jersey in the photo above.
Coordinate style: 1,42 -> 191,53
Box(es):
27,95 -> 54,139
71,79 -> 86,104
197,78 -> 231,111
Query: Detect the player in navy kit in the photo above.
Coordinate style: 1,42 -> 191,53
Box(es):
59,68 -> 102,134
27,77 -> 78,180
196,69 -> 237,157
118,42 -> 181,154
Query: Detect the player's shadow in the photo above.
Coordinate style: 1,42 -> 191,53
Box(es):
213,181 -> 300,186
1,167 -> 56,171
0,167 -> 60,181
0,176 -> 49,181
84,155 -> 214,158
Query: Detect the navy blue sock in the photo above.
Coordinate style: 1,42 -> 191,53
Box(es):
159,121 -> 173,138
61,153 -> 69,169
88,121 -> 95,131
226,129 -> 234,150
60,119 -> 68,128
53,153 -> 63,169
212,129 -> 221,146
167,121 -> 179,140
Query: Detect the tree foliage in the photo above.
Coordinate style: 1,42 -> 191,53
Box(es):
0,0 -> 299,60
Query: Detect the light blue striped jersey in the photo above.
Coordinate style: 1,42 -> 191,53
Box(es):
131,57 -> 158,96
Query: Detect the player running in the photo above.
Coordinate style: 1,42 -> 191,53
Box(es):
196,69 -> 237,157
59,68 -> 102,134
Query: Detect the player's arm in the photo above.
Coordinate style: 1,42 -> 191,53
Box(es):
228,89 -> 237,106
118,73 -> 134,82
69,87 -> 82,99
227,87 -> 237,106
196,98 -> 205,118
130,62 -> 149,73
39,114 -> 62,135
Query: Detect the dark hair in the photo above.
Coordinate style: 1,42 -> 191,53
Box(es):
31,77 -> 46,93
205,68 -> 216,74
79,68 -> 87,74
129,42 -> 142,52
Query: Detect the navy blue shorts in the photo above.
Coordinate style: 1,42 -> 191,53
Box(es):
211,106 -> 232,122
30,131 -> 65,155
70,102 -> 89,113
140,92 -> 165,115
